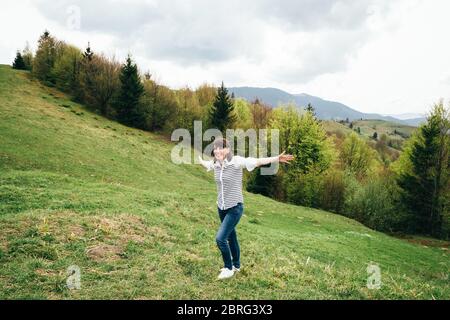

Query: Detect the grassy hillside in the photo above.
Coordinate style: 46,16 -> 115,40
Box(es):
0,65 -> 448,299
322,120 -> 355,137
323,119 -> 415,154
353,119 -> 415,139
324,119 -> 415,139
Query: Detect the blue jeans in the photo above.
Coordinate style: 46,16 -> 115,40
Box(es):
216,202 -> 243,270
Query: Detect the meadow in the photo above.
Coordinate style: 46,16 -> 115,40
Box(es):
0,65 -> 448,299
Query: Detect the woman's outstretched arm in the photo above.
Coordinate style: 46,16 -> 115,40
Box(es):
255,151 -> 294,167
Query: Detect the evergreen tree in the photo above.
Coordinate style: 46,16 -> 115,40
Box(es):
115,55 -> 144,127
77,43 -> 95,103
83,42 -> 94,61
396,102 -> 449,237
209,81 -> 236,133
12,51 -> 26,70
306,103 -> 316,118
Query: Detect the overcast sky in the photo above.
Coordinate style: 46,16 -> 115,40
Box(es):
1,0 -> 449,115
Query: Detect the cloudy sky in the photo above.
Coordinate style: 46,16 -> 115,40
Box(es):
1,0 -> 449,115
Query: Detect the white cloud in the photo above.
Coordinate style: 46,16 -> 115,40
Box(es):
298,0 -> 450,114
0,0 -> 449,114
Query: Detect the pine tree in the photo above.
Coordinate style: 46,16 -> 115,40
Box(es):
115,55 -> 144,127
78,42 -> 97,103
83,42 -> 94,61
12,51 -> 26,70
209,81 -> 236,133
397,102 -> 449,237
306,103 -> 316,118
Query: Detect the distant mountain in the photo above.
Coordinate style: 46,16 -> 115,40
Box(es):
382,113 -> 427,126
397,117 -> 426,126
383,112 -> 425,120
228,87 -> 424,126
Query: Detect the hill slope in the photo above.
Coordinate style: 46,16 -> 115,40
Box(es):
323,119 -> 416,151
0,65 -> 448,299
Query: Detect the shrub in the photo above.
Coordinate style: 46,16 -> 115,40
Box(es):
344,174 -> 405,232
318,170 -> 346,214
284,170 -> 321,208
246,165 -> 279,198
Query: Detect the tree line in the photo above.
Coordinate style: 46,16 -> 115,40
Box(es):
13,31 -> 450,239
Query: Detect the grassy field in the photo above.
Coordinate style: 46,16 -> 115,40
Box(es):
0,65 -> 448,299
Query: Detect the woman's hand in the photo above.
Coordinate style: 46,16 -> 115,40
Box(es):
198,156 -> 213,170
278,151 -> 294,164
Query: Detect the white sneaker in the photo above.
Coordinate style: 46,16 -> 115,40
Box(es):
217,268 -> 234,280
232,266 -> 240,272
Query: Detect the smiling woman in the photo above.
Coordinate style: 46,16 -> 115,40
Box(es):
198,137 -> 293,280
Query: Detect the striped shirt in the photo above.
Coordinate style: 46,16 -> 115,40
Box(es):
200,156 -> 258,210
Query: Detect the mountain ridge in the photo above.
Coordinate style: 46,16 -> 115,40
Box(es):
229,87 -> 426,126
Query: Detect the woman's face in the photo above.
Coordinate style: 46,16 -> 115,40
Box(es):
214,146 -> 230,162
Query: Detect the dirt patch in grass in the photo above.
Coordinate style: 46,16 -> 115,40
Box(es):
67,225 -> 85,240
35,268 -> 59,277
184,251 -> 204,262
147,225 -> 173,242
86,244 -> 123,261
91,214 -> 152,245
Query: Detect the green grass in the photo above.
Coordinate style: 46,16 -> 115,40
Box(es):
352,119 -> 415,139
0,65 -> 448,299
323,120 -> 355,137
323,119 -> 415,144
